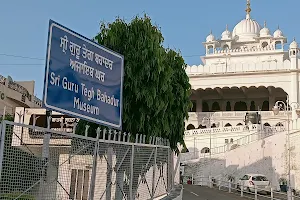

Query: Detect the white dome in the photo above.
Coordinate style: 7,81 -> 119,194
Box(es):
260,22 -> 271,37
206,33 -> 215,42
274,29 -> 284,38
232,19 -> 261,41
221,25 -> 232,40
290,40 -> 298,49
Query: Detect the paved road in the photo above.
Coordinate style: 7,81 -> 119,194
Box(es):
183,184 -> 248,200
183,184 -> 290,200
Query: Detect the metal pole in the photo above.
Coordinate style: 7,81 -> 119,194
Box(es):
129,144 -> 135,200
88,129 -> 100,200
193,137 -> 195,158
287,97 -> 292,200
209,116 -> 212,180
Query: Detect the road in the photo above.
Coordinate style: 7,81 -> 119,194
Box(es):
183,184 -> 290,200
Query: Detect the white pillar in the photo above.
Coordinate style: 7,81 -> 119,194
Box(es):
289,43 -> 299,129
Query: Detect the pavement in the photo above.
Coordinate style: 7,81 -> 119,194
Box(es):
182,184 -> 291,200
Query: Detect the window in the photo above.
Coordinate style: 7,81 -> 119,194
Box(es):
262,42 -> 268,48
190,100 -> 197,112
70,169 -> 90,200
252,176 -> 268,181
225,139 -> 228,144
21,94 -> 26,102
241,175 -> 249,180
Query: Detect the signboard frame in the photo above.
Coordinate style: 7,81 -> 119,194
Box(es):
42,20 -> 124,130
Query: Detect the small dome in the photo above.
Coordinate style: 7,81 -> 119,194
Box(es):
290,40 -> 298,49
206,31 -> 215,42
260,21 -> 271,37
232,18 -> 261,41
221,25 -> 232,40
274,27 -> 284,38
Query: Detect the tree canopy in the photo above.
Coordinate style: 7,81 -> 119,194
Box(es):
76,14 -> 191,150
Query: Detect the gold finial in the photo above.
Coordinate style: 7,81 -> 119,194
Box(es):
210,29 -> 212,34
226,24 -> 228,31
277,25 -> 280,29
264,21 -> 267,28
294,37 -> 296,41
245,0 -> 251,19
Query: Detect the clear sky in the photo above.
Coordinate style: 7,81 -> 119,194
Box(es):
0,0 -> 298,99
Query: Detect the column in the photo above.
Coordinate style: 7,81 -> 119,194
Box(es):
269,96 -> 275,111
196,99 -> 202,112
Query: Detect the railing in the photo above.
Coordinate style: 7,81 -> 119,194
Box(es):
186,59 -> 292,76
184,176 -> 300,200
188,111 -> 290,119
181,124 -> 286,162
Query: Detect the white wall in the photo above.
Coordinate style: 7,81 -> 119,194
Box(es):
185,130 -> 300,191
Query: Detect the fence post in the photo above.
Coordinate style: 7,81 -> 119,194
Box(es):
218,178 -> 221,190
129,144 -> 135,200
151,145 -> 158,199
88,128 -> 100,200
228,180 -> 231,193
270,187 -> 273,200
0,121 -> 6,184
192,174 -> 194,185
254,186 -> 258,200
241,182 -> 244,197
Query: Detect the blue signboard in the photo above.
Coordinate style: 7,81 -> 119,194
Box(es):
43,20 -> 124,130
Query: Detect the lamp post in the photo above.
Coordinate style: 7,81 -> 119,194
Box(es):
202,116 -> 212,179
272,97 -> 300,199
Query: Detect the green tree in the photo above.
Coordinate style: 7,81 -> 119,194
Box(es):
75,14 -> 191,199
76,14 -> 191,149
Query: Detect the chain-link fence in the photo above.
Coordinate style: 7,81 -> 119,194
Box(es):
0,120 -> 175,200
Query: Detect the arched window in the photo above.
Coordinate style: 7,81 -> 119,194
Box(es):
262,42 -> 268,48
202,102 -> 209,112
276,122 -> 284,127
234,101 -> 247,111
226,101 -> 231,111
236,123 -> 243,126
264,123 -> 271,126
211,123 -> 216,128
208,46 -> 214,54
230,138 -> 234,143
224,123 -> 232,127
190,100 -> 197,112
275,41 -> 282,49
198,124 -> 206,129
250,101 -> 256,111
223,44 -> 229,50
262,101 -> 269,111
201,147 -> 210,153
212,102 -> 221,111
187,124 -> 195,130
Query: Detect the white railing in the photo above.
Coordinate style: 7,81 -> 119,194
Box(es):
188,111 -> 290,119
186,59 -> 292,76
184,176 -> 300,200
181,124 -> 286,162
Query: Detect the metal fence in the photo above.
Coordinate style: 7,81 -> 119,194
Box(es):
0,120 -> 176,200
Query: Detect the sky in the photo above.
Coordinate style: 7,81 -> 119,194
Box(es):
0,0 -> 299,99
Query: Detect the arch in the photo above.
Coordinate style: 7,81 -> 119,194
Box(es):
230,138 -> 234,143
211,123 -> 217,128
250,101 -> 256,111
212,102 -> 221,111
223,44 -> 229,50
275,41 -> 282,49
190,100 -> 197,112
264,123 -> 271,126
276,122 -> 284,127
226,101 -> 231,111
198,124 -> 207,129
187,124 -> 195,130
201,147 -> 210,153
262,100 -> 269,111
236,123 -> 243,126
202,101 -> 209,112
234,101 -> 247,111
262,42 -> 268,48
224,123 -> 232,127
207,45 -> 214,54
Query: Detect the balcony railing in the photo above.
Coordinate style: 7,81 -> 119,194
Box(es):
188,111 -> 290,119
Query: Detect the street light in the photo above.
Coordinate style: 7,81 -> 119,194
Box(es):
272,98 -> 300,199
202,116 -> 212,181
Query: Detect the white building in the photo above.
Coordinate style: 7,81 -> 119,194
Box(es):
184,0 -> 300,155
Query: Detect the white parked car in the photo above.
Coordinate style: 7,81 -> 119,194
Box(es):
237,174 -> 271,194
